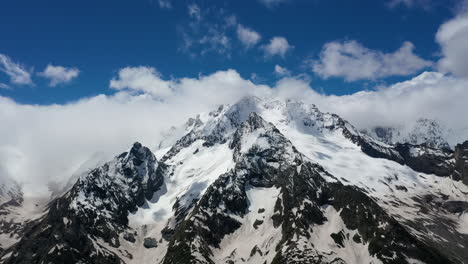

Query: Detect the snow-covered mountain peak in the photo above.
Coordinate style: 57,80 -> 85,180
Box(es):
362,117 -> 451,149
160,96 -> 354,148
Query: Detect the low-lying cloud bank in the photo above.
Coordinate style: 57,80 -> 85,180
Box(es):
1,68 -> 468,196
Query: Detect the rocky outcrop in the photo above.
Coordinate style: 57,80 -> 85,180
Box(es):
453,141 -> 468,184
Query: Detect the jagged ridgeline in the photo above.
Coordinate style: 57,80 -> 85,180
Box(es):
1,96 -> 468,264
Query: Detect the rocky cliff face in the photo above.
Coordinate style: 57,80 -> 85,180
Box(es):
1,96 -> 467,264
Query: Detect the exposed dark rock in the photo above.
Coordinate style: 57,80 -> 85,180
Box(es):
123,232 -> 136,243
143,237 -> 158,248
395,143 -> 454,176
330,231 -> 346,248
253,219 -> 264,229
442,201 -> 468,214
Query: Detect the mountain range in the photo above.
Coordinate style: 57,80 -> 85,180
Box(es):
1,96 -> 467,264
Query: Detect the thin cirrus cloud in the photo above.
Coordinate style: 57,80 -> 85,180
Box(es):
187,3 -> 202,21
39,64 -> 80,87
263,36 -> 293,58
0,53 -> 33,86
386,0 -> 432,9
311,40 -> 432,81
236,24 -> 261,48
258,0 -> 289,8
180,4 -> 233,57
158,0 -> 172,9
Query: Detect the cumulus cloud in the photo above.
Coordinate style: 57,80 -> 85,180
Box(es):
110,66 -> 173,97
236,24 -> 261,48
0,53 -> 33,86
274,65 -> 290,76
436,13 -> 468,77
312,40 -> 432,81
39,64 -> 80,87
263,37 -> 293,58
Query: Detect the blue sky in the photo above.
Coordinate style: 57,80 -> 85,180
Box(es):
0,0 -> 463,104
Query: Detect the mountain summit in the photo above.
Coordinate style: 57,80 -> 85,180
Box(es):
1,96 -> 468,264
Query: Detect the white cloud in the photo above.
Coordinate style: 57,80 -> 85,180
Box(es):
274,65 -> 290,76
312,41 -> 432,81
3,67 -> 468,197
236,24 -> 261,48
39,64 -> 80,87
263,37 -> 293,58
436,13 -> 468,77
0,83 -> 10,89
0,53 -> 33,86
158,0 -> 172,9
110,66 -> 173,97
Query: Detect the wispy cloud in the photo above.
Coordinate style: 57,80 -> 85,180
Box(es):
274,65 -> 291,76
188,3 -> 202,21
258,0 -> 289,8
179,4 -> 235,57
386,0 -> 433,9
0,53 -> 33,86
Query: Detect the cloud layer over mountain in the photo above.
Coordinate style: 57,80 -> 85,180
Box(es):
1,67 -> 468,196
